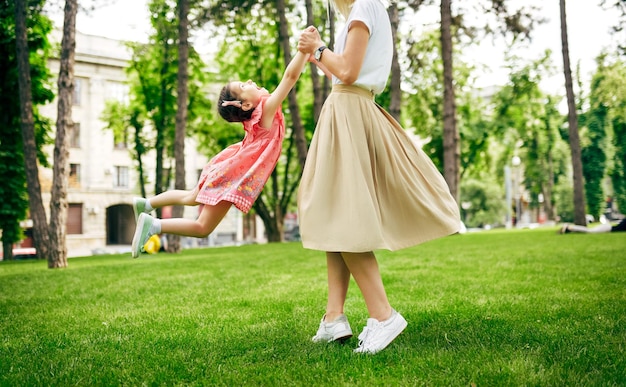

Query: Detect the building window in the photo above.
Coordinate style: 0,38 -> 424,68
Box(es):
69,123 -> 81,148
114,166 -> 129,188
67,203 -> 83,234
69,163 -> 81,187
107,81 -> 129,104
73,78 -> 82,106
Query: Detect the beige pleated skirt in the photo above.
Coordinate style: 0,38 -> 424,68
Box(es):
297,85 -> 461,252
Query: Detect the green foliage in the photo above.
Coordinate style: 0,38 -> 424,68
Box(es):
580,104 -> 608,220
100,0 -> 214,196
403,30 -> 444,169
611,118 -> 626,213
403,28 -> 499,181
589,54 -> 626,215
554,180 -> 574,222
1,230 -> 625,385
0,0 -> 54,249
210,1 -> 314,226
460,177 -> 506,228
491,53 -> 568,219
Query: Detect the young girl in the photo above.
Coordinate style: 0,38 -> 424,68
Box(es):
130,50 -> 310,258
297,0 -> 460,354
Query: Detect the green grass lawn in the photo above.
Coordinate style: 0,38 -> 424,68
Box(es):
1,228 -> 625,386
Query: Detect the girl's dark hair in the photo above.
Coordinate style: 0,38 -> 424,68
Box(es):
217,83 -> 254,123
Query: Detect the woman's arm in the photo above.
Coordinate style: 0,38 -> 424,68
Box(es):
311,57 -> 332,80
298,22 -> 369,85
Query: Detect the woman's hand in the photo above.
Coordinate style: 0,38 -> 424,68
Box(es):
298,26 -> 323,55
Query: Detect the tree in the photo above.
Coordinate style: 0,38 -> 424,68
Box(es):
491,53 -> 567,223
48,0 -> 78,268
411,0 -> 539,203
208,0 -> 312,242
588,54 -> 626,216
601,0 -> 626,55
304,0 -> 323,123
580,102 -> 608,221
276,0 -> 308,174
101,0 -> 212,237
169,0 -> 190,253
440,0 -> 460,202
387,1 -> 402,122
3,0 -> 30,260
12,0 -> 53,261
559,0 -> 587,225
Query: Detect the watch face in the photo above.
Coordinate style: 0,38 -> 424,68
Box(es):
315,46 -> 325,61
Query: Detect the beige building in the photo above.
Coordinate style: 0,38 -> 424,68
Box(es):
38,30 -> 265,257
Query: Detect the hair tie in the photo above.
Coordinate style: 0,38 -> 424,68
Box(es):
222,100 -> 242,108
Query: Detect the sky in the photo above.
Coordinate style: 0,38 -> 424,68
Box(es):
44,0 -> 620,94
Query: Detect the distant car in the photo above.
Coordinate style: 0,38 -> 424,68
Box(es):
0,247 -> 38,261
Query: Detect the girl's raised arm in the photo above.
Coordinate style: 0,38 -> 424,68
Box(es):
260,51 -> 309,129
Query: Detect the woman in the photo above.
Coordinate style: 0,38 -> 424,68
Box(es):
297,0 -> 460,354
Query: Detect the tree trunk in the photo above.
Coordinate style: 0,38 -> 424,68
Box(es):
254,194 -> 283,243
559,0 -> 587,226
48,0 -> 77,269
154,45 -> 171,218
14,0 -> 50,260
13,0 -> 49,257
324,8 -> 335,101
305,0 -> 322,123
544,153 -> 556,220
387,2 -> 401,122
277,0 -> 308,171
130,111 -> 147,198
168,0 -> 190,253
440,0 -> 460,203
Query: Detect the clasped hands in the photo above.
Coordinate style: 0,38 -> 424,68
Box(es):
298,26 -> 324,62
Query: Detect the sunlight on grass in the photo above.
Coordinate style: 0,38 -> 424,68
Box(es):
1,228 -> 624,385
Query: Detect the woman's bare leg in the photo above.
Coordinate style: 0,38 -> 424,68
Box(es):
324,251 -> 351,322
341,251 -> 392,321
160,201 -> 232,238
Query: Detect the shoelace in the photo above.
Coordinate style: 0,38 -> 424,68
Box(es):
357,326 -> 371,348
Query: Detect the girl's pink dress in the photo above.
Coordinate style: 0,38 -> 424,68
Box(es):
195,96 -> 284,213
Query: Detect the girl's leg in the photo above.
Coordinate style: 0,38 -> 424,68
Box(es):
148,188 -> 200,208
324,251 -> 351,322
340,251 -> 392,322
160,201 -> 232,238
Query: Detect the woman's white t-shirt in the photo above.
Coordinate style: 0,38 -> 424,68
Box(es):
333,0 -> 393,95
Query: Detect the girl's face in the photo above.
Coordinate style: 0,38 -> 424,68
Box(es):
231,80 -> 269,111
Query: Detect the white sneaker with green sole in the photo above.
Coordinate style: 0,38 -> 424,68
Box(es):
131,213 -> 154,258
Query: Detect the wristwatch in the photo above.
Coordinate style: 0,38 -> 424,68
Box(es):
314,45 -> 327,61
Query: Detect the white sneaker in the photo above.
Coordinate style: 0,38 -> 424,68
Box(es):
131,213 -> 155,258
354,309 -> 407,354
311,314 -> 353,343
133,197 -> 148,222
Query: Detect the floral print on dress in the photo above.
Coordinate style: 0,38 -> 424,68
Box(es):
195,96 -> 285,213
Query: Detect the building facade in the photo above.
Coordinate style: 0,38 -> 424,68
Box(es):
38,30 -> 265,257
